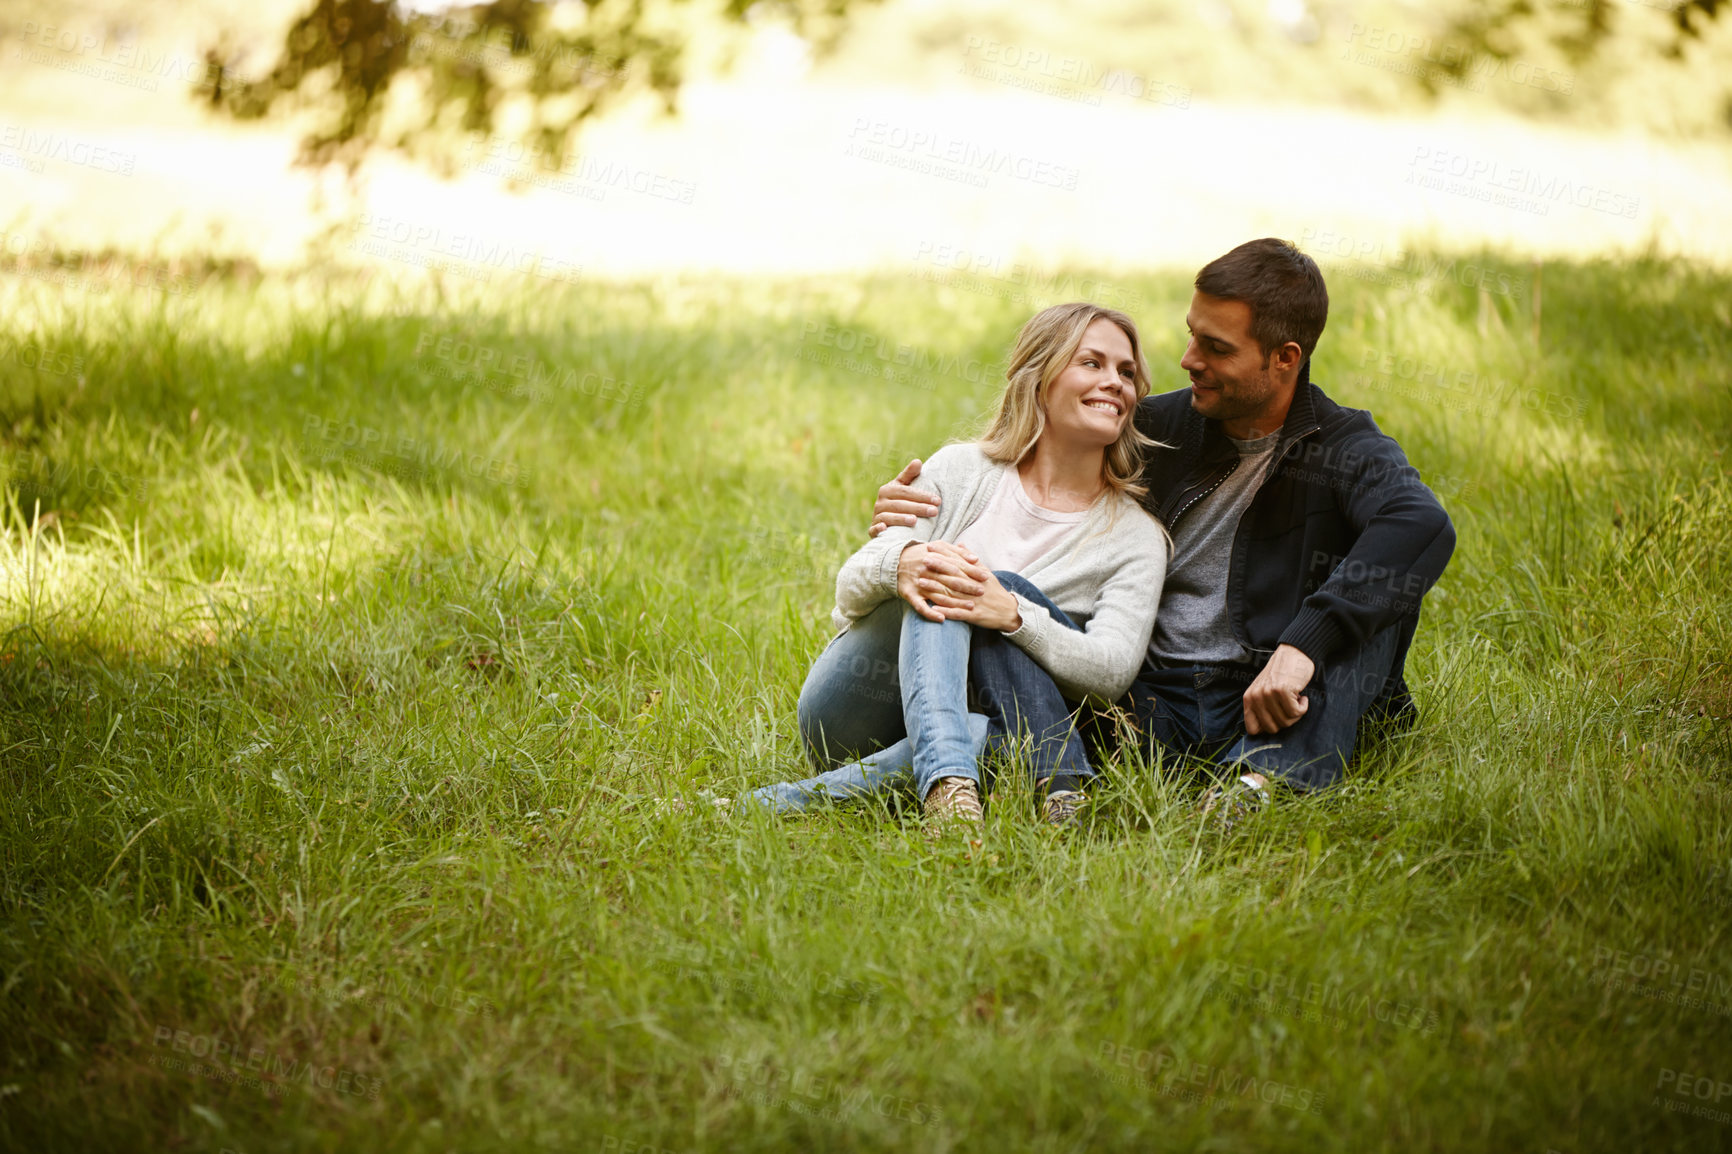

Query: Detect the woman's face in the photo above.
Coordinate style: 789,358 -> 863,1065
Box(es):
1042,317 -> 1138,450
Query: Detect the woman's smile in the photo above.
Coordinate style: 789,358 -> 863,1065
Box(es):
1044,317 -> 1138,448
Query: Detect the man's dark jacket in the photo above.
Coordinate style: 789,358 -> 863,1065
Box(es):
1133,364 -> 1456,709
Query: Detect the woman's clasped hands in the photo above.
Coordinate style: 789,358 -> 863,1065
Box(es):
895,541 -> 1022,632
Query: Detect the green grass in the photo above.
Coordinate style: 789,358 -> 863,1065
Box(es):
0,253 -> 1729,1152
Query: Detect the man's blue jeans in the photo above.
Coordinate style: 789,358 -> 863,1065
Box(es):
745,573 -> 1090,813
974,613 -> 1407,792
1123,623 -> 1404,790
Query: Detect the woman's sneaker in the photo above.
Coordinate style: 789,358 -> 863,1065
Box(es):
923,777 -> 983,830
1041,790 -> 1090,828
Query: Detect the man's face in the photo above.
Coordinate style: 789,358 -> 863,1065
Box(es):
1178,291 -> 1279,427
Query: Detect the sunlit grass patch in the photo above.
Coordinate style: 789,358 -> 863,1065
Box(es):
0,254 -> 1729,1152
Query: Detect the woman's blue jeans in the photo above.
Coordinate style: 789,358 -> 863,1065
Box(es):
743,573 -> 1089,814
744,599 -> 982,813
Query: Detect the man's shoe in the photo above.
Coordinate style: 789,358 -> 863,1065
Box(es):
1199,772 -> 1270,830
923,776 -> 983,829
1041,789 -> 1090,828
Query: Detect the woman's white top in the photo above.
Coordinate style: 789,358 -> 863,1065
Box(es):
954,467 -> 1092,575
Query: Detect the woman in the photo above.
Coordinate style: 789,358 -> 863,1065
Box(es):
745,302 -> 1169,828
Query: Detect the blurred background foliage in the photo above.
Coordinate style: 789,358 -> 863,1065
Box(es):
194,0 -> 880,170
3,0 -> 1729,176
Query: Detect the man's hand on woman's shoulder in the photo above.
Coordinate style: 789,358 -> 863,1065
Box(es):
870,458 -> 941,538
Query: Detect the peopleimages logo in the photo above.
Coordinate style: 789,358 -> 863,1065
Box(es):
12,20 -> 222,87
1589,945 -> 1732,1015
461,137 -> 697,206
795,319 -> 997,392
150,1024 -> 383,1099
1353,347 -> 1587,423
959,37 -> 1191,108
1297,228 -> 1529,300
411,329 -> 644,408
0,124 -> 136,175
346,215 -> 583,284
1706,861 -> 1732,909
1406,147 -> 1640,220
844,119 -> 1081,191
714,1053 -> 941,1126
1654,1067 -> 1732,1125
1097,1042 -> 1326,1114
301,415 -> 536,490
1205,962 -> 1442,1034
909,241 -> 1148,313
1343,24 -> 1575,95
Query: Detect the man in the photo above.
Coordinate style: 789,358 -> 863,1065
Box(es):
872,238 -> 1456,816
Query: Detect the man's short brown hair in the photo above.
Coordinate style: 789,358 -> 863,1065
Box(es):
1195,238 -> 1329,364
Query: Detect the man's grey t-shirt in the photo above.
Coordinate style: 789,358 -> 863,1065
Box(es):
1148,428 -> 1282,665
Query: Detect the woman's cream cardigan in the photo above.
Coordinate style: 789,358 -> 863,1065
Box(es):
831,443 -> 1169,703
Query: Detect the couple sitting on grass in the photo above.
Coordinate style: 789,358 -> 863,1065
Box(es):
744,238 -> 1457,832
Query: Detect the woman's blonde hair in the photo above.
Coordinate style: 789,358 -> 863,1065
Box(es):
979,302 -> 1158,500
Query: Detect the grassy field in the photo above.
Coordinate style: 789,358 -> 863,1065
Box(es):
0,252 -> 1729,1152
